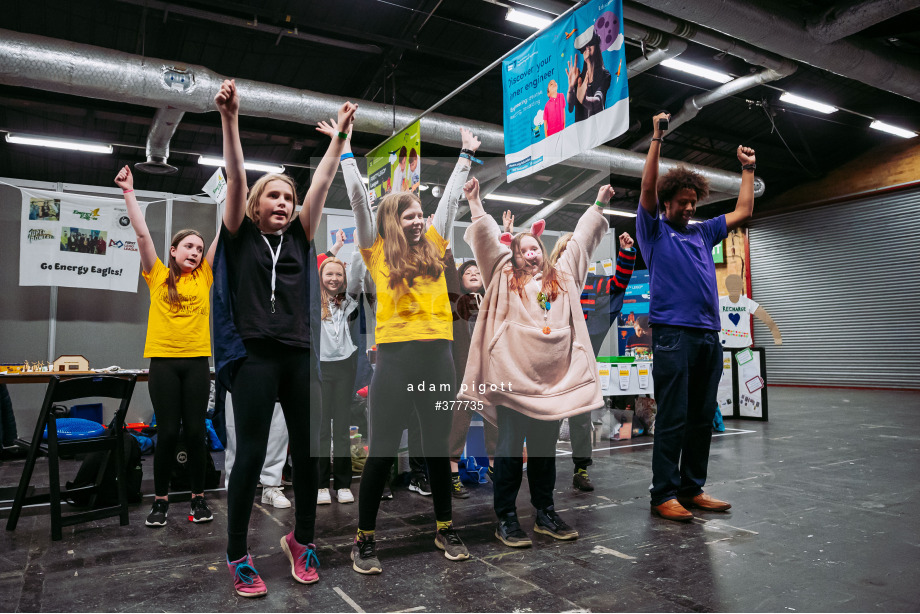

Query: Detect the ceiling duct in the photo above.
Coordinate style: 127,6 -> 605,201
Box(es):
135,107 -> 184,174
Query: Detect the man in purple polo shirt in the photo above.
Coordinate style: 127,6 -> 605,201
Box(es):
637,112 -> 756,522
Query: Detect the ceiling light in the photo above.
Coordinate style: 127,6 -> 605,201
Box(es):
5,133 -> 113,154
484,193 -> 544,205
869,120 -> 917,139
506,8 -> 553,30
661,58 -> 732,84
602,209 -> 637,218
779,92 -> 838,114
198,155 -> 285,173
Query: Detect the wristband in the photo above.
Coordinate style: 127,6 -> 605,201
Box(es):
741,163 -> 756,171
595,200 -> 605,207
460,152 -> 483,165
340,152 -> 354,161
651,137 -> 663,142
337,131 -> 348,140
460,148 -> 477,156
122,189 -> 133,193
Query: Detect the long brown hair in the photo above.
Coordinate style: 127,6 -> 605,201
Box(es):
165,229 -> 205,312
319,257 -> 347,321
376,191 -> 445,289
506,232 -> 565,303
245,173 -> 299,225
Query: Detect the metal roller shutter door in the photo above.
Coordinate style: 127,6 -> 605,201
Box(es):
748,188 -> 920,389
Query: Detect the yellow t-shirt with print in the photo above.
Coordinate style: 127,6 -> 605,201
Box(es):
142,258 -> 213,358
361,226 -> 453,344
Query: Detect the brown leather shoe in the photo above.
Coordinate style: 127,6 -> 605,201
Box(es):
650,499 -> 693,522
677,492 -> 732,512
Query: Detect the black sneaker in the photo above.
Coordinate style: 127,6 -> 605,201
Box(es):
145,499 -> 168,527
486,466 -> 495,482
451,474 -> 470,499
409,473 -> 432,496
534,506 -> 578,540
351,535 -> 383,574
573,469 -> 595,492
434,525 -> 470,561
495,513 -> 532,548
381,486 -> 393,500
189,495 -> 213,523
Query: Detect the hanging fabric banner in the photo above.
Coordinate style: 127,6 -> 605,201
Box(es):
19,188 -> 144,293
367,121 -> 421,201
502,0 -> 629,182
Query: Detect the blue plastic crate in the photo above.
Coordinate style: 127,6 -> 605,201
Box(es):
69,403 -> 103,424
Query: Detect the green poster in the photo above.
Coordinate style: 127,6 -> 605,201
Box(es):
712,241 -> 724,263
366,121 -> 421,201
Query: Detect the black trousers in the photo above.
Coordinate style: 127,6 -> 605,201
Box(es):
358,340 -> 454,531
493,405 -> 560,518
319,355 -> 357,490
226,339 -> 320,560
568,411 -> 593,471
148,357 -> 210,497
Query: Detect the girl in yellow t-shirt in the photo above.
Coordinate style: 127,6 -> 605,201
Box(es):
347,128 -> 480,575
115,165 -> 216,529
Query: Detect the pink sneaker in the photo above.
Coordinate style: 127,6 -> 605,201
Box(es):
227,554 -> 268,598
280,532 -> 320,584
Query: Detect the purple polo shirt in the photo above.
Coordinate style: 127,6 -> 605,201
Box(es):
635,203 -> 727,331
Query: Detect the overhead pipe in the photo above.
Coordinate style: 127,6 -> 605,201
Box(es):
632,61 -> 798,150
625,35 -> 688,77
805,0 -> 920,44
0,28 -> 762,198
624,0 -> 920,103
522,170 -> 610,226
135,107 -> 184,174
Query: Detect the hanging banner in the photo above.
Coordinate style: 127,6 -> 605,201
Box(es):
502,0 -> 629,182
20,188 -> 144,293
367,121 -> 421,201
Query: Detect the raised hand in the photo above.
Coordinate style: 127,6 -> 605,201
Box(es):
114,165 -> 134,191
737,145 -> 756,166
462,177 -> 480,202
316,118 -> 339,139
596,184 -> 616,205
619,232 -> 634,250
502,209 -> 515,233
652,112 -> 670,138
460,127 -> 481,153
337,102 -> 358,133
215,79 -> 239,116
334,229 -> 346,249
566,59 -> 579,90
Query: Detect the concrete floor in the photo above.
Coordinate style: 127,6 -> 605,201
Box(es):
1,386 -> 918,612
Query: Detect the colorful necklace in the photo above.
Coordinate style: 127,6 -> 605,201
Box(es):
537,291 -> 551,335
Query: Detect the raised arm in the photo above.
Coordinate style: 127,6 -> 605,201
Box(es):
329,229 -> 346,257
215,79 -> 247,234
318,118 -> 375,249
347,248 -> 366,298
462,177 -> 509,288
639,112 -> 669,214
725,146 -> 756,231
432,128 -> 478,241
300,102 -> 358,241
114,166 -> 157,274
557,185 -> 613,281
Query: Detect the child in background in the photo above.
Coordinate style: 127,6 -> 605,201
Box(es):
548,231 -> 636,491
115,165 -> 216,528
213,78 -> 356,597
459,177 -> 612,548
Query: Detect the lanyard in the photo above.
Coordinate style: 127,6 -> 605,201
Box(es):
261,234 -> 283,313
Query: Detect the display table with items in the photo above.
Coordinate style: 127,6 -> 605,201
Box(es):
716,346 -> 769,421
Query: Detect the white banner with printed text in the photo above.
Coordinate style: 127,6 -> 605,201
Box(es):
20,188 -> 145,292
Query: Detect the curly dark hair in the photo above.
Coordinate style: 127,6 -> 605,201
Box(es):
657,166 -> 710,210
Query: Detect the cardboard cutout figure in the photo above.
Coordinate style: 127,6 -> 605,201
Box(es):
719,274 -> 782,348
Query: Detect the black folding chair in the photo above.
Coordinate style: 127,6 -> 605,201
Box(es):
5,374 -> 137,541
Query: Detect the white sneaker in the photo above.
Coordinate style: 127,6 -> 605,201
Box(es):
261,486 -> 291,509
335,488 -> 354,504
317,488 -> 332,505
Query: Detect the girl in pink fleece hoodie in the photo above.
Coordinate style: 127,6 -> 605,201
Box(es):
459,177 -> 614,548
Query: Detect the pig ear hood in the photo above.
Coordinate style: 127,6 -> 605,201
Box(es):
499,232 -> 513,246
530,219 -> 545,238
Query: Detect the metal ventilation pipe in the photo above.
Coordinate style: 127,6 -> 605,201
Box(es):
135,107 -> 184,174
0,27 -> 762,197
625,35 -> 689,78
632,61 -> 798,150
624,0 -> 920,103
806,0 -> 920,44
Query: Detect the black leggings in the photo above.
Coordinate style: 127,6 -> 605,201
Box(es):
226,339 -> 320,561
148,357 -> 211,497
319,355 -> 358,490
358,340 -> 455,531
